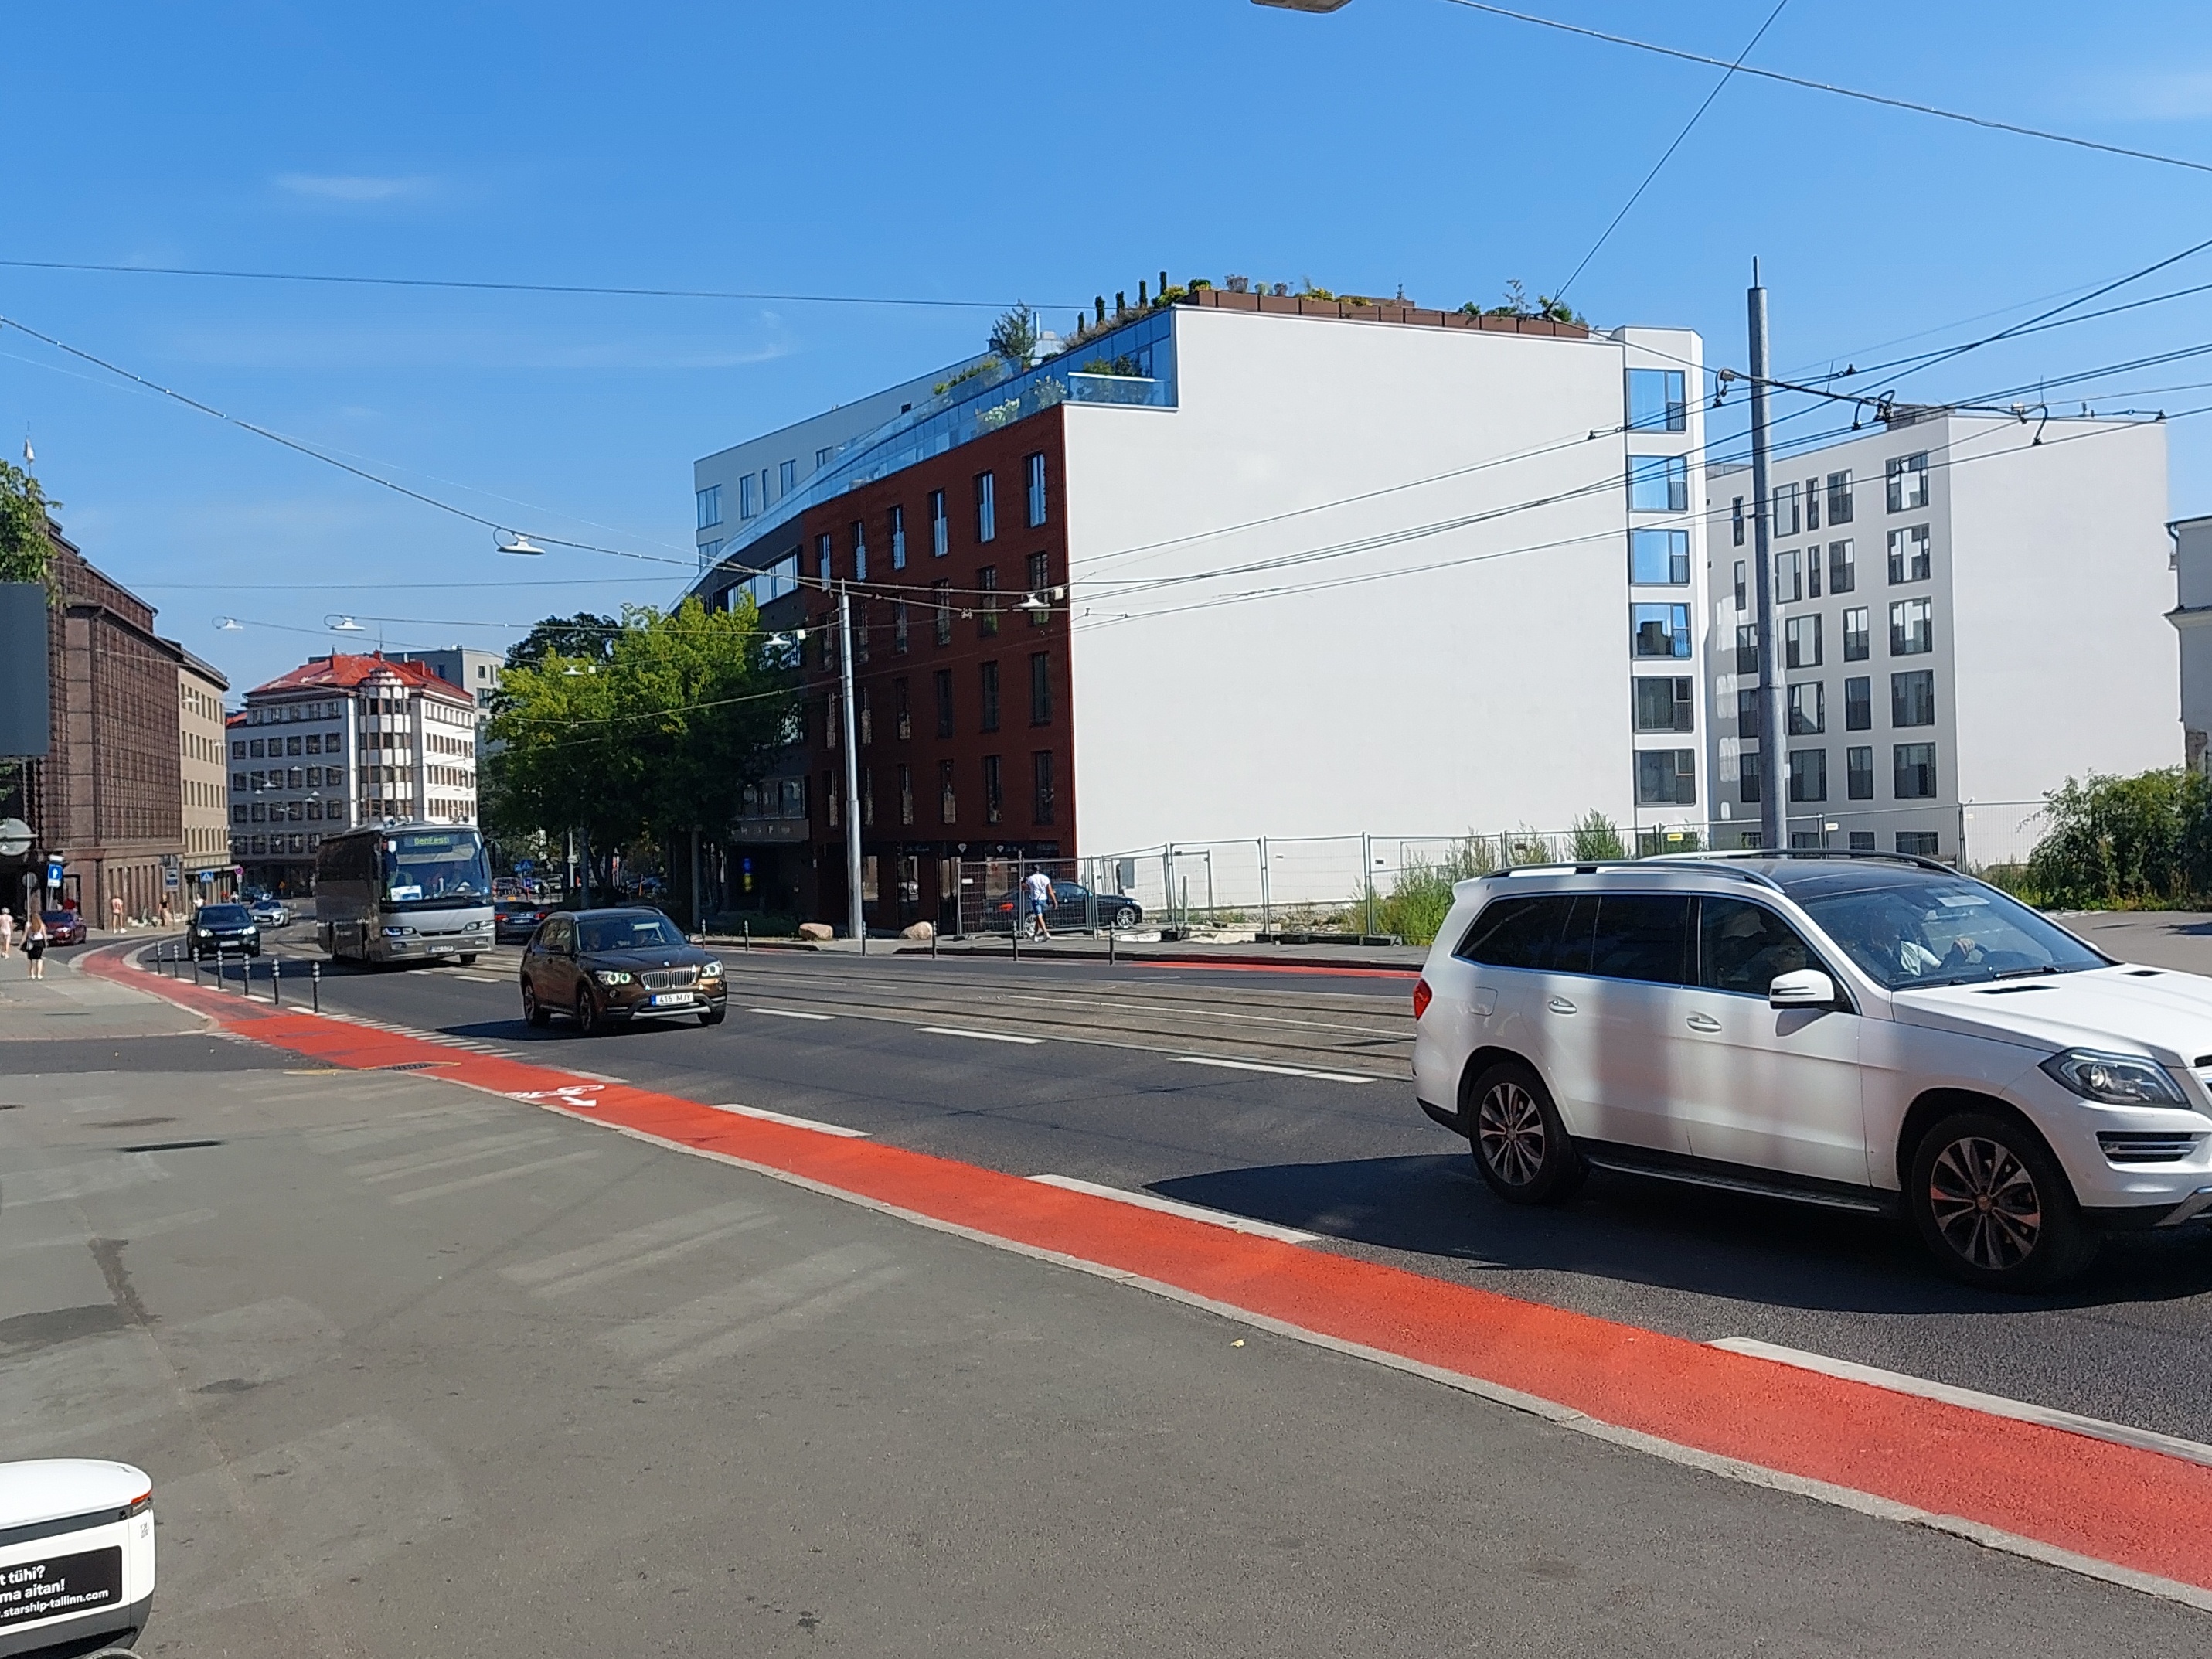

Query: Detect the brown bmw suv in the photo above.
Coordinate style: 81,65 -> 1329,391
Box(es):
519,908 -> 728,1035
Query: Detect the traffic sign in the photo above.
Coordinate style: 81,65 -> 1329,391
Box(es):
46,857 -> 63,889
0,817 -> 30,858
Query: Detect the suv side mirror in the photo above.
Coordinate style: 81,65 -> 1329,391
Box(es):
1769,969 -> 1836,1009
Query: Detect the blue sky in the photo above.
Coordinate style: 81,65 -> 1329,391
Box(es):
7,0 -> 2212,693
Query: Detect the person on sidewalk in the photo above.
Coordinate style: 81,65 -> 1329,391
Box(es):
1023,867 -> 1056,941
0,904 -> 12,959
109,894 -> 126,933
23,911 -> 48,980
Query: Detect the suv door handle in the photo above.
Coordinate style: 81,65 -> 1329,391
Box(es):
1547,996 -> 1577,1016
1686,1012 -> 1723,1033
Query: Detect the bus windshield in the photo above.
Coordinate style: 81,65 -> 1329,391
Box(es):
380,831 -> 491,907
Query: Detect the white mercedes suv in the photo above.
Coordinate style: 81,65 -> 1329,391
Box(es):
1411,852 -> 2212,1289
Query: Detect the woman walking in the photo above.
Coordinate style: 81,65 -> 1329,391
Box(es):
22,910 -> 47,980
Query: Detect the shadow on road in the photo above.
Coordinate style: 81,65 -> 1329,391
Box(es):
1152,1153 -> 2212,1316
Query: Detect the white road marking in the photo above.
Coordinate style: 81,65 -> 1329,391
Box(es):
503,1200 -> 774,1297
388,1149 -> 601,1205
604,1242 -> 890,1367
1710,1337 -> 2212,1470
708,1102 -> 869,1138
915,1026 -> 1043,1044
1026,1173 -> 1321,1244
1174,1055 -> 1376,1085
349,1129 -> 560,1182
749,1007 -> 835,1021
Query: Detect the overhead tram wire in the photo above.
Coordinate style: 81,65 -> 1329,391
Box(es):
1434,0 -> 2212,179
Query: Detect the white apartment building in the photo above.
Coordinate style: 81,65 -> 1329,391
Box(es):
172,644 -> 232,901
1707,409 -> 2172,860
395,645 -> 506,753
228,653 -> 478,892
2170,513 -> 2212,772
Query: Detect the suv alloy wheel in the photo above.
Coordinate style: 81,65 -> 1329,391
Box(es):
575,989 -> 606,1037
522,979 -> 549,1028
1907,1110 -> 2096,1290
1465,1059 -> 1585,1204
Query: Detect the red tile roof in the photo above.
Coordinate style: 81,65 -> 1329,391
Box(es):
247,652 -> 474,704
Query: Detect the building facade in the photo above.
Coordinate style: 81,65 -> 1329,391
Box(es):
690,289 -> 1710,927
229,653 -> 478,893
393,646 -> 506,753
172,644 -> 233,902
2171,513 -> 2212,774
1707,409 -> 2173,859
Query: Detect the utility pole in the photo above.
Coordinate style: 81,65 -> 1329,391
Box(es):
1748,261 -> 1785,853
837,584 -> 864,945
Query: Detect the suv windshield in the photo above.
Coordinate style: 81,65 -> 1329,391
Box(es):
578,915 -> 683,952
198,905 -> 251,926
380,831 -> 491,908
1784,870 -> 2108,990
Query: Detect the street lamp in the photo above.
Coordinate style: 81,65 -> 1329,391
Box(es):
326,615 -> 366,633
1252,0 -> 1353,10
495,531 -> 546,557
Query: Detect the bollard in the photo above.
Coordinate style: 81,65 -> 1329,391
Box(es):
743,919 -> 750,952
311,960 -> 322,1014
1011,918 -> 1020,962
931,927 -> 938,959
272,957 -> 281,1008
190,949 -> 200,988
1108,928 -> 1116,967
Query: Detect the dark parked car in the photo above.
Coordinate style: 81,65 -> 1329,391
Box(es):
986,882 -> 1143,932
519,908 -> 726,1035
188,903 -> 260,959
41,909 -> 87,947
494,898 -> 553,944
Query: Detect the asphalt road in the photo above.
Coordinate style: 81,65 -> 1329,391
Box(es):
2,1034 -> 2200,1654
193,923 -> 2212,1451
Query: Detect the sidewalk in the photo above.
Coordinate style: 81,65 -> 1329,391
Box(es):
0,947 -> 207,1041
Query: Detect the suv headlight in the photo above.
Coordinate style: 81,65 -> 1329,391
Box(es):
699,959 -> 723,979
594,969 -> 633,986
2040,1048 -> 2187,1105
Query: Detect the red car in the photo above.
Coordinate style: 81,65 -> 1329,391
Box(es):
41,910 -> 87,946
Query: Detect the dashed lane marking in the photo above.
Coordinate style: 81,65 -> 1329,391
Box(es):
1175,1055 -> 1377,1085
748,1007 -> 836,1021
914,1026 -> 1044,1045
1026,1174 -> 1320,1244
708,1102 -> 869,1139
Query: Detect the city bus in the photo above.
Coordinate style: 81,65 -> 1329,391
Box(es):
314,822 -> 495,966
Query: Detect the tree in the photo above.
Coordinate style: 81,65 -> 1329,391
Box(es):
504,612 -> 618,674
0,460 -> 59,587
988,304 -> 1041,370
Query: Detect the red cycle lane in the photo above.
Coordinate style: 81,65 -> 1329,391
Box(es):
95,947 -> 2212,1609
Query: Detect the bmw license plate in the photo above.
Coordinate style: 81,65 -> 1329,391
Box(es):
650,992 -> 694,1007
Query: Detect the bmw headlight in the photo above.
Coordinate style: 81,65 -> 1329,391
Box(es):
2040,1049 -> 2187,1106
699,959 -> 723,979
594,969 -> 633,986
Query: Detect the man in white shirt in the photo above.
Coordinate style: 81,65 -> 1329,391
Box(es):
1023,867 -> 1056,940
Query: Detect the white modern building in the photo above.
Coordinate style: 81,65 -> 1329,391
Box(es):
228,653 -> 478,892
686,287 -> 1711,927
2170,513 -> 2212,773
1707,408 -> 2173,860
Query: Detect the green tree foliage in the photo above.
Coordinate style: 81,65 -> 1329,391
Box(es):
503,612 -> 618,675
2021,768 -> 2212,908
987,304 -> 1041,370
1570,811 -> 1627,860
1377,835 -> 1492,945
0,460 -> 60,587
484,599 -> 797,853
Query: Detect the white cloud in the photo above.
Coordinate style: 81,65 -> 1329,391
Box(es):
274,173 -> 434,203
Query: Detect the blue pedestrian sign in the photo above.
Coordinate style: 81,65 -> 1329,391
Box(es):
46,857 -> 63,889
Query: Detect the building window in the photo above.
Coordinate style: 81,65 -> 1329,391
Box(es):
817,533 -> 833,586
1635,748 -> 1696,806
975,472 -> 996,542
933,580 -> 953,646
934,669 -> 954,738
1897,830 -> 1940,855
1632,603 -> 1690,658
1776,549 -> 1802,605
979,661 -> 1000,732
1829,540 -> 1856,594
1845,676 -> 1872,731
1788,681 -> 1826,735
978,565 -> 999,635
1032,750 -> 1056,824
1892,669 -> 1936,727
1627,455 -> 1688,513
1842,606 -> 1870,662
1026,451 -> 1048,526
931,489 -> 948,557
232,804 -> 247,823
1740,751 -> 1761,804
852,521 -> 869,582
1734,623 -> 1758,676
1847,745 -> 1875,800
1807,542 -> 1822,599
818,446 -> 837,469
859,767 -> 875,827
890,504 -> 907,570
1733,560 -> 1746,611
1788,748 -> 1828,802
858,687 -> 873,744
1890,598 -> 1934,656
1887,451 -> 1930,512
1887,524 -> 1931,584
232,772 -> 246,792
1731,496 -> 1745,547
1785,612 -> 1822,669
825,693 -> 839,749
983,755 -> 1002,824
1771,481 -> 1801,539
1634,676 -> 1694,733
779,458 -> 798,496
1894,743 -> 1938,799
894,678 -> 912,741
233,741 -> 245,760
1026,550 -> 1051,622
698,484 -> 723,529
893,598 -> 909,654
1629,528 -> 1690,585
1805,475 -> 1822,533
1626,368 -> 1686,433
939,761 -> 957,824
1736,687 -> 1761,740
1827,471 -> 1855,526
1029,652 -> 1053,724
898,764 -> 914,826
